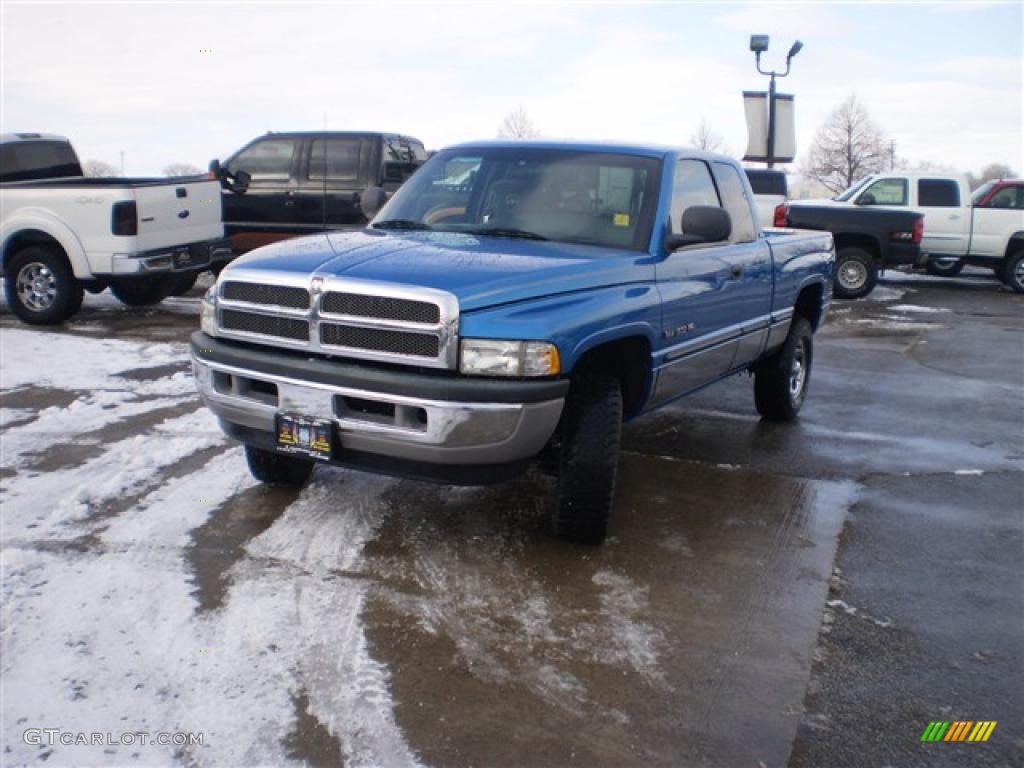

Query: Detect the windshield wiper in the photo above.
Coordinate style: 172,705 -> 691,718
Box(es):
461,226 -> 548,241
372,219 -> 432,231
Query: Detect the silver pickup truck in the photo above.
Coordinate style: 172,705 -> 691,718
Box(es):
1,133 -> 232,324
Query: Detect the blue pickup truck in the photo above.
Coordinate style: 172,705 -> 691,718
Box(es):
190,141 -> 834,543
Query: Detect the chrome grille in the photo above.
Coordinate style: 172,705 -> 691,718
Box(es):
222,281 -> 309,309
213,270 -> 458,369
220,309 -> 309,341
321,292 -> 439,324
320,324 -> 440,358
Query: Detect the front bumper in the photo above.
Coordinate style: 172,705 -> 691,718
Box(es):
111,238 -> 234,275
190,332 -> 568,484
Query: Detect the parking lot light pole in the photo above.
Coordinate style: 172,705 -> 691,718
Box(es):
750,36 -> 803,168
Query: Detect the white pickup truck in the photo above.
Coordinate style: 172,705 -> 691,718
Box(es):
1,133 -> 233,324
818,171 -> 1024,292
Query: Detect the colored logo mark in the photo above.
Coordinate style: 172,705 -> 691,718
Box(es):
921,721 -> 997,742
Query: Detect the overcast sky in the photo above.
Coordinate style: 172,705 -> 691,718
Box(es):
2,1 -> 1021,178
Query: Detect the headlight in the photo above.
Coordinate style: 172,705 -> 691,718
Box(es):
200,285 -> 218,336
459,339 -> 560,377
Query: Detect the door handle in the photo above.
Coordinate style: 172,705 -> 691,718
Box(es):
730,264 -> 744,279
949,214 -> 960,220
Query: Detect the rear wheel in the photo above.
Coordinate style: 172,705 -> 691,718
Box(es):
1003,251 -> 1024,293
552,373 -> 623,544
833,247 -> 878,300
754,317 -> 813,422
244,445 -> 315,487
169,271 -> 199,296
109,275 -> 174,306
5,245 -> 84,325
926,259 -> 964,277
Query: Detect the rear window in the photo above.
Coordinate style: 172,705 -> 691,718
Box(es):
918,179 -> 960,207
744,169 -> 787,196
0,140 -> 83,182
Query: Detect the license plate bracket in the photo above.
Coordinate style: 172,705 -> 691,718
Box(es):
275,413 -> 333,461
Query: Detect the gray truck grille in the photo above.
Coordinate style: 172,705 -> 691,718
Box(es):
320,324 -> 440,358
221,281 -> 310,310
216,274 -> 457,368
220,309 -> 309,341
321,292 -> 440,324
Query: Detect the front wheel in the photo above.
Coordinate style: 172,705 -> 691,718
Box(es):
5,246 -> 84,325
833,248 -> 879,300
109,276 -> 174,306
754,317 -> 813,422
925,259 -> 964,277
244,445 -> 315,487
552,373 -> 623,544
1003,251 -> 1024,293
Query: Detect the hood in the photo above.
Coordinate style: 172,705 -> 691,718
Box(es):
226,230 -> 654,312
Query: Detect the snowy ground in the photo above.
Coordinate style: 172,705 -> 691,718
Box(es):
2,270 -> 1021,767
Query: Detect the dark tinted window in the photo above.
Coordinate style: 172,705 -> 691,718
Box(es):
0,140 -> 82,182
227,138 -> 296,181
308,138 -> 363,181
713,162 -> 758,242
918,179 -> 960,207
670,159 -> 720,235
745,169 -> 787,196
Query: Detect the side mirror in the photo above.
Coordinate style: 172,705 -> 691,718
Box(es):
856,192 -> 876,206
230,170 -> 251,195
359,186 -> 388,219
208,158 -> 223,177
665,206 -> 732,251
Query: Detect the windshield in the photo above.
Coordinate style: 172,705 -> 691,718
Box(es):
372,147 -> 662,251
971,181 -> 997,205
834,176 -> 873,202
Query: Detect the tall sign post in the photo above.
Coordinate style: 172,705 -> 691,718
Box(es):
743,35 -> 803,168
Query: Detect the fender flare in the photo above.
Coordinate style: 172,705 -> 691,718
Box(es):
1,209 -> 90,278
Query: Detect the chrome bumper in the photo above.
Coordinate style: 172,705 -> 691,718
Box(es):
191,353 -> 565,466
111,239 -> 233,275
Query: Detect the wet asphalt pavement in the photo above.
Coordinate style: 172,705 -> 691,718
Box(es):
1,268 -> 1021,767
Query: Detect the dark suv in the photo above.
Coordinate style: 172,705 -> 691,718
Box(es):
211,132 -> 427,253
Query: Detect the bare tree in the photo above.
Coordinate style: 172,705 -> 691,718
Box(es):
163,163 -> 202,177
689,117 -> 725,153
966,162 -> 1016,189
82,159 -> 118,177
498,106 -> 540,139
802,95 -> 888,194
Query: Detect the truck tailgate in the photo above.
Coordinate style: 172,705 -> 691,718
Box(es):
133,179 -> 223,251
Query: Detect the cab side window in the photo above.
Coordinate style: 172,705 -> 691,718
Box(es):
711,162 -> 757,242
226,139 -> 296,181
918,179 -> 960,207
857,178 -> 907,206
308,138 -> 363,182
670,159 -> 720,235
985,185 -> 1024,210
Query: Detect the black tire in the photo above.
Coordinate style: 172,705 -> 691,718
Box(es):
552,373 -> 623,544
4,245 -> 84,325
1003,251 -> 1024,294
109,275 -> 174,306
169,271 -> 199,296
833,247 -> 879,300
754,317 -> 813,422
244,445 -> 315,487
926,259 -> 964,277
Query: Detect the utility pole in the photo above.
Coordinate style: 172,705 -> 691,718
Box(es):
120,150 -> 125,175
